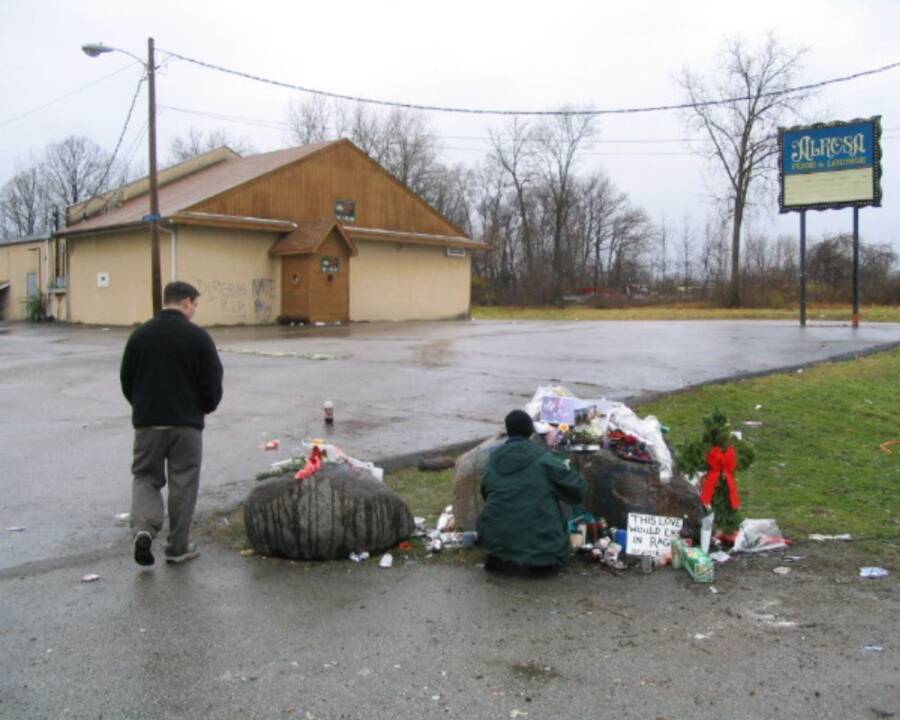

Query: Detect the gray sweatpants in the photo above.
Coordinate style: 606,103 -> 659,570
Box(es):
130,426 -> 203,554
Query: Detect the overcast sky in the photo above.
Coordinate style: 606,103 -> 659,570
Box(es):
1,0 -> 897,251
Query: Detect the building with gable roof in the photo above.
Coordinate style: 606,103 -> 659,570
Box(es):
54,140 -> 486,326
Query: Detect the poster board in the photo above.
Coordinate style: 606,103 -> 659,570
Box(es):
626,513 -> 683,558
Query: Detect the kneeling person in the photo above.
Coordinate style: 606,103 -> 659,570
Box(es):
477,410 -> 586,573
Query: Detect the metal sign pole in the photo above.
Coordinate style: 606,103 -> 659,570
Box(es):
799,210 -> 807,327
852,207 -> 860,328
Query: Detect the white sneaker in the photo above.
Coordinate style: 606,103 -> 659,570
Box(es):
165,543 -> 199,564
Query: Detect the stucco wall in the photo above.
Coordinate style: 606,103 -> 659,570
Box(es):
67,226 -> 281,326
349,240 -> 471,321
0,241 -> 44,321
173,226 -> 281,327
68,229 -> 152,325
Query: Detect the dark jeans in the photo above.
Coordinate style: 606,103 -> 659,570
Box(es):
130,427 -> 203,554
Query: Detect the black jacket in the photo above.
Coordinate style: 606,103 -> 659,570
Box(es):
120,309 -> 223,429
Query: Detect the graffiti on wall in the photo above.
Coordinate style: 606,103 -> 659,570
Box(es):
198,278 -> 275,322
252,278 -> 275,322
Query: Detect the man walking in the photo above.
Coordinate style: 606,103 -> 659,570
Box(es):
120,281 -> 223,566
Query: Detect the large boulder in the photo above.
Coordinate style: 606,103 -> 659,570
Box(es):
452,436 -> 703,533
244,464 -> 415,560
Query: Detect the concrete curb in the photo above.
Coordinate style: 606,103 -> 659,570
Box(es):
624,339 -> 900,409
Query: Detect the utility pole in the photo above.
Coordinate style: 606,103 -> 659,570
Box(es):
147,37 -> 161,315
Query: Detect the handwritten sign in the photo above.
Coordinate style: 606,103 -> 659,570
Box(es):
626,513 -> 683,558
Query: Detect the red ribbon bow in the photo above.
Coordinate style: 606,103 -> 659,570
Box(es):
699,445 -> 740,509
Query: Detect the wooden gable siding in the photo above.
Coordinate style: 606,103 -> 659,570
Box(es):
189,141 -> 462,237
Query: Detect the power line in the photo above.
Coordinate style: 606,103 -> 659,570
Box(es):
0,62 -> 139,128
88,74 -> 146,198
160,48 -> 900,117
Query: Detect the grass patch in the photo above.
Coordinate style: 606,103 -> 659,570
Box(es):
472,303 -> 900,323
383,466 -> 455,525
640,347 -> 900,560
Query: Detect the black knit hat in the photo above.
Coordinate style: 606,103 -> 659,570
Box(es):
505,409 -> 534,438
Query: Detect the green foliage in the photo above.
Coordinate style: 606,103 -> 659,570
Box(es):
677,408 -> 755,534
26,293 -> 44,322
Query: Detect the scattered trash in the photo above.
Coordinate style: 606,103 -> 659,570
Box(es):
785,555 -> 807,562
809,533 -> 852,541
864,645 -> 884,652
732,518 -> 788,553
773,566 -> 791,576
81,574 -> 101,583
693,633 -> 711,640
709,551 -> 731,564
754,404 -> 763,410
860,567 -> 889,579
742,420 -> 763,427
671,539 -> 714,583
378,553 -> 394,568
262,439 -> 280,451
397,541 -> 413,552
796,368 -> 804,374
6,526 -> 26,532
114,512 -> 131,524
436,506 -> 455,532
700,513 -> 715,554
462,531 -> 478,549
709,586 -> 719,594
323,400 -> 334,424
349,551 -> 370,562
730,430 -> 743,441
240,549 -> 255,557
510,711 -> 529,719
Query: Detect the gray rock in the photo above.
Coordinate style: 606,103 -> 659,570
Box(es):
451,434 -> 504,530
244,464 -> 415,560
417,455 -> 456,472
452,436 -> 702,533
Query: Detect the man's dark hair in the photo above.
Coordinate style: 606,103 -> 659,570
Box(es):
163,281 -> 200,305
505,409 -> 534,439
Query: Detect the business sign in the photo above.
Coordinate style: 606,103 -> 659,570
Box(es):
779,117 -> 882,212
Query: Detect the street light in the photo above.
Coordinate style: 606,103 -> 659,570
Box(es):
82,38 -> 162,315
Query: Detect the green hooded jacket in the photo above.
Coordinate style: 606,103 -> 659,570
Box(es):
477,439 -> 586,567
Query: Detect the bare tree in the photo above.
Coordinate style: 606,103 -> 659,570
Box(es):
168,126 -> 255,164
681,34 -> 810,306
285,96 -> 332,145
679,214 -> 694,287
489,119 -> 538,292
657,215 -> 668,285
0,163 -> 51,237
43,136 -> 115,208
533,111 -> 595,300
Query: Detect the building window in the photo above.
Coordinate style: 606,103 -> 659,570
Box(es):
320,257 -> 340,273
334,199 -> 356,223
